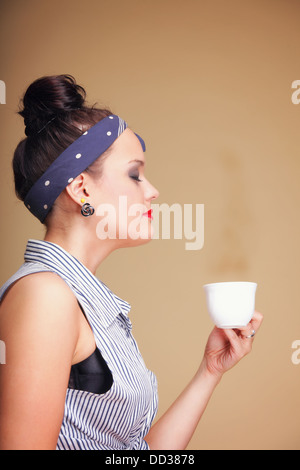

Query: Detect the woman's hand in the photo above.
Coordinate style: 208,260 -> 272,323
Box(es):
202,311 -> 263,379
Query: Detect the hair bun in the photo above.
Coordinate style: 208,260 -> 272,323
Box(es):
19,74 -> 86,136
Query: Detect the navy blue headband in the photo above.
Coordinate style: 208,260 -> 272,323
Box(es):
24,115 -> 146,223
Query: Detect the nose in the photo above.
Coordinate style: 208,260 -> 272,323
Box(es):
144,179 -> 159,202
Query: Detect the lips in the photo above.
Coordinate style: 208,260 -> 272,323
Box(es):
143,208 -> 153,220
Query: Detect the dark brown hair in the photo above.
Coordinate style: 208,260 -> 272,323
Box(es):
13,74 -> 112,202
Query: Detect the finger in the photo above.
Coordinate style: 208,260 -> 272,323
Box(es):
235,311 -> 263,338
223,328 -> 253,359
233,324 -> 254,340
222,328 -> 243,354
241,328 -> 256,341
250,310 -> 263,333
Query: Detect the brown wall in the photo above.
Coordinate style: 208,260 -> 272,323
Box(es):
0,0 -> 299,449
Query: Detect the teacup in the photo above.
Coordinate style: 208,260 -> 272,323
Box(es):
203,282 -> 257,329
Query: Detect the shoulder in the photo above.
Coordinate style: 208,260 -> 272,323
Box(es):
0,271 -> 80,356
1,270 -> 78,311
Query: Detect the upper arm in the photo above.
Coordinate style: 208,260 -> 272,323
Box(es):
0,272 -> 80,450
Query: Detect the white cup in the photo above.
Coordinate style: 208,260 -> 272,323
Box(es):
203,282 -> 257,329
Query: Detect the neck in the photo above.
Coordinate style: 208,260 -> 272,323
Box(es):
44,222 -> 118,275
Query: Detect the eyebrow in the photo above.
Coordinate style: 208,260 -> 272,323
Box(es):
128,159 -> 145,166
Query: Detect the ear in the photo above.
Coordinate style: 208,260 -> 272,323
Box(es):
65,173 -> 91,207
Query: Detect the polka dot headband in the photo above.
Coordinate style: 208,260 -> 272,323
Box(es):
24,115 -> 146,223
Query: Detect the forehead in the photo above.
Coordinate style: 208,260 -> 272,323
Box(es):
106,128 -> 145,166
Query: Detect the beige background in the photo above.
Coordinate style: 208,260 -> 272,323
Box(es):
0,0 -> 299,450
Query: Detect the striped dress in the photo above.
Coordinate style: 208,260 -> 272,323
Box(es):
0,239 -> 158,450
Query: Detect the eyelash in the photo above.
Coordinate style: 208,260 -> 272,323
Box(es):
130,175 -> 143,182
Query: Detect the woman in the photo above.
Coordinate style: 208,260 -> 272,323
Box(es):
0,75 -> 263,450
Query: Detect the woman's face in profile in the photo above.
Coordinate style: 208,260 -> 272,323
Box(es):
90,128 -> 159,246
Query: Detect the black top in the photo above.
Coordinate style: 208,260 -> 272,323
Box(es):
68,348 -> 113,395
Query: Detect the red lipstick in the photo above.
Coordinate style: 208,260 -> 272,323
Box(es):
143,208 -> 153,220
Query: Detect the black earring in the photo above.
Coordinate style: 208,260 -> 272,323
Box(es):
81,202 -> 95,217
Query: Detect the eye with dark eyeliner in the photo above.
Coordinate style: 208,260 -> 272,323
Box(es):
129,171 -> 143,182
128,160 -> 144,182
